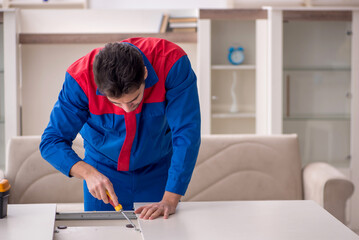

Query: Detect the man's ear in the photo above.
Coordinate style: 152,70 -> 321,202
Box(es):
144,67 -> 148,80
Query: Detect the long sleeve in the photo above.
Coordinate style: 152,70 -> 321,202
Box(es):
164,55 -> 201,195
40,72 -> 89,177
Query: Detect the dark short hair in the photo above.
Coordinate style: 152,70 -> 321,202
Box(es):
93,42 -> 145,98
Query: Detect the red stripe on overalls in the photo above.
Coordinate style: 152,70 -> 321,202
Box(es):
117,111 -> 136,171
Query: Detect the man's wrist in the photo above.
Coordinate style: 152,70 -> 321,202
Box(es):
69,161 -> 95,180
162,191 -> 181,206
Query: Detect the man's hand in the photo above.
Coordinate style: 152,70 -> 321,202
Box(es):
134,191 -> 181,220
69,161 -> 119,206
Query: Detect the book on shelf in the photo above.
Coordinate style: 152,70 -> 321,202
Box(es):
159,14 -> 197,33
168,16 -> 197,33
169,22 -> 197,29
171,27 -> 197,33
168,17 -> 198,23
159,14 -> 170,33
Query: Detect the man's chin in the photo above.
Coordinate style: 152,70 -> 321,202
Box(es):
126,105 -> 140,113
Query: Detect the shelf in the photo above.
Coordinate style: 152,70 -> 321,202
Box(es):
7,1 -> 86,9
284,115 -> 350,121
212,112 -> 255,119
200,9 -> 267,20
212,65 -> 255,70
19,32 -> 197,44
283,10 -> 352,22
284,67 -> 350,71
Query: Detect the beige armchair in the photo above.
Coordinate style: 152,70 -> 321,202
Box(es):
4,134 -> 354,224
182,134 -> 354,224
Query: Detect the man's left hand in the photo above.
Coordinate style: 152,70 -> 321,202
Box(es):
134,191 -> 181,220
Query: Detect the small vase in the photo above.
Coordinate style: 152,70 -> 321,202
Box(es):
230,71 -> 239,113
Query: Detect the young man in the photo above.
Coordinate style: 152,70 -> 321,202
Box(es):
40,37 -> 201,220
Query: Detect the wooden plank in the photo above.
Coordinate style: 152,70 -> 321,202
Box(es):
283,10 -> 352,21
19,32 -> 197,44
200,9 -> 267,20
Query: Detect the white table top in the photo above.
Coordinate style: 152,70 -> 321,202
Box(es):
135,200 -> 359,240
53,225 -> 141,240
2,201 -> 358,240
54,203 -> 142,240
0,204 -> 56,240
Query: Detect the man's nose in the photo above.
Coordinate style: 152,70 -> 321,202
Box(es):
122,104 -> 132,113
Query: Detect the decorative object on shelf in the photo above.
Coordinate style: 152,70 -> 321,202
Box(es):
230,71 -> 239,113
228,46 -> 244,65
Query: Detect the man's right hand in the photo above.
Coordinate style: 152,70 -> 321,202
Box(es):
69,161 -> 119,207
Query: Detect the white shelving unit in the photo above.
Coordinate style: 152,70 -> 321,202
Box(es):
265,6 -> 359,230
198,9 -> 268,134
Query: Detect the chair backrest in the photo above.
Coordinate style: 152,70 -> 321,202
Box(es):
183,134 -> 303,201
5,136 -> 84,204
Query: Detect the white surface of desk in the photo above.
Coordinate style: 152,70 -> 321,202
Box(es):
0,204 -> 56,240
135,200 -> 359,240
54,204 -> 142,240
53,225 -> 142,240
3,201 -> 358,240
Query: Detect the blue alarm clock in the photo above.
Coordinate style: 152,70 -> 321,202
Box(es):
228,47 -> 244,65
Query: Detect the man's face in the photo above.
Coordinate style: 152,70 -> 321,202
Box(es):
106,67 -> 147,113
107,83 -> 145,113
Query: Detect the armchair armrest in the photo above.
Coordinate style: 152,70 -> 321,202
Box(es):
303,162 -> 354,224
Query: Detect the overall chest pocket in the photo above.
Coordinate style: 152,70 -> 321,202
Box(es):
89,113 -> 126,137
96,114 -> 115,129
140,102 -> 167,136
141,102 -> 166,118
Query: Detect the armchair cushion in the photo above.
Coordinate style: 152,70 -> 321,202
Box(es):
183,134 -> 303,201
5,136 -> 84,204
